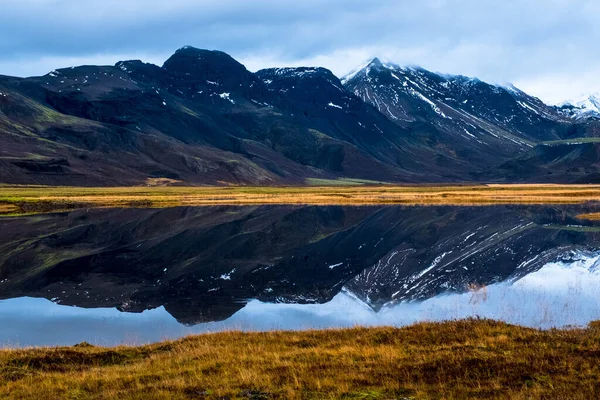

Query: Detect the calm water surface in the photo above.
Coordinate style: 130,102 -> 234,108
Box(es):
1,204 -> 600,347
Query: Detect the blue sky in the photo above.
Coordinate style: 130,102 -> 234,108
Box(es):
2,0 -> 598,103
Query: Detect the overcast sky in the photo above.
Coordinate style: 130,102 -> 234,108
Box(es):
1,0 -> 598,104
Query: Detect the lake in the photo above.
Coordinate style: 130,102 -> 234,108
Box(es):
1,204 -> 600,347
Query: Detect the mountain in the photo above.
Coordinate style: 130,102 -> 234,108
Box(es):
557,94 -> 600,122
491,139 -> 600,183
0,47 -> 599,185
254,66 -> 485,180
0,53 -> 297,186
341,58 -> 582,170
555,94 -> 600,138
0,47 -> 478,186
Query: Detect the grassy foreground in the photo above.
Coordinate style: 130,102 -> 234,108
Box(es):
2,184 -> 600,214
2,320 -> 600,399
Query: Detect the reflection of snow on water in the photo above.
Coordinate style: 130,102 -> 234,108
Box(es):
2,252 -> 600,348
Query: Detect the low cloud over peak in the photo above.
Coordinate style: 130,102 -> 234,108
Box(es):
2,0 -> 599,103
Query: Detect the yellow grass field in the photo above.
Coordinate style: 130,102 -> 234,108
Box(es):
2,320 -> 600,399
576,212 -> 600,220
0,203 -> 18,214
1,184 -> 600,214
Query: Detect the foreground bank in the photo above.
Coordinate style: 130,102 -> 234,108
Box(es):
1,320 -> 600,399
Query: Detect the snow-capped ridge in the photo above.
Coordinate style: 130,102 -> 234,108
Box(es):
271,67 -> 331,78
341,58 -> 555,112
557,93 -> 600,120
341,59 -> 498,90
341,57 -> 402,84
175,45 -> 201,53
340,58 -> 376,85
257,66 -> 337,82
557,93 -> 600,108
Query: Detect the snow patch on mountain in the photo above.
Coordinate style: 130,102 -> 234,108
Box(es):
218,92 -> 235,104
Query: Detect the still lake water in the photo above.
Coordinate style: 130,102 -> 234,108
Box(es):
1,204 -> 600,347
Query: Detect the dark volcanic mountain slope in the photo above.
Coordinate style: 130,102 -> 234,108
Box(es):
342,59 -> 577,170
255,67 -> 483,180
0,47 -> 468,185
1,47 -> 599,185
0,64 -> 317,185
491,140 -> 600,183
0,50 -> 333,185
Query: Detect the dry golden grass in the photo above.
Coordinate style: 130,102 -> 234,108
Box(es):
576,212 -> 600,220
0,204 -> 17,214
2,320 -> 600,399
144,178 -> 184,187
1,184 -> 600,214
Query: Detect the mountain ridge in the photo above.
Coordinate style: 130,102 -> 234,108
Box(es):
0,46 -> 599,186
556,93 -> 600,121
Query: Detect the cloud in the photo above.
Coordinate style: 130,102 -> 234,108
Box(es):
1,0 -> 599,102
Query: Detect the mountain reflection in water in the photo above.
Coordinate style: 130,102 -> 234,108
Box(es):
1,204 -> 600,347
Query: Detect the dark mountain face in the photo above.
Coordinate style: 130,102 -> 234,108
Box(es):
0,47 -> 452,185
0,47 -> 599,185
163,47 -> 250,82
254,67 -> 498,181
160,47 -> 276,110
342,59 -> 579,171
255,68 -> 426,178
1,205 -> 599,324
489,141 -> 600,183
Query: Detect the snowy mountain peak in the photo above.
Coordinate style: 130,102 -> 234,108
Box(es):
341,57 -> 399,84
369,57 -> 383,67
559,93 -> 600,107
500,83 -> 524,95
557,93 -> 600,121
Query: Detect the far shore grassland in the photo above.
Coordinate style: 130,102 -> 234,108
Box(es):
1,183 -> 600,214
2,319 -> 600,399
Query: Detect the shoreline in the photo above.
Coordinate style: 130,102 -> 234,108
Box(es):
2,184 -> 600,214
